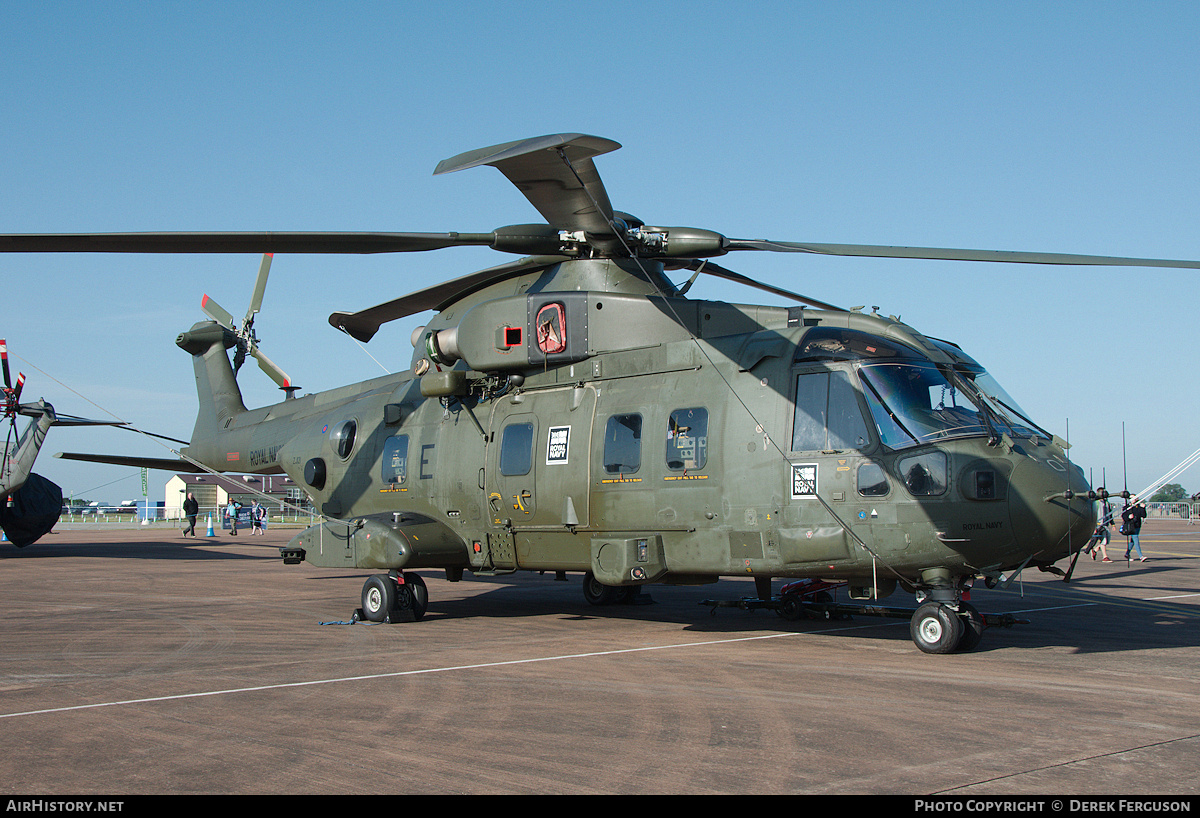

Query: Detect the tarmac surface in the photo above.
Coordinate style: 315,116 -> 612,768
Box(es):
1,518 -> 1198,796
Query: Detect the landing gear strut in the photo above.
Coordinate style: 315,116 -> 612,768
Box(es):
357,572 -> 428,623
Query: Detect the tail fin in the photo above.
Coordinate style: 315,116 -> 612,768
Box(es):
176,321 -> 247,462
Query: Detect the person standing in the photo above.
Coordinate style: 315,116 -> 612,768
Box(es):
1085,492 -> 1114,562
1122,501 -> 1148,562
251,500 -> 266,535
226,499 -> 240,536
183,492 -> 199,537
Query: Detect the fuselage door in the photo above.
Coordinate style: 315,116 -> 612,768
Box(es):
485,385 -> 596,532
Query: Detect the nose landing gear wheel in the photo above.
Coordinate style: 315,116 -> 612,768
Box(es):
397,572 -> 428,621
956,602 -> 985,653
361,575 -> 396,623
910,601 -> 964,654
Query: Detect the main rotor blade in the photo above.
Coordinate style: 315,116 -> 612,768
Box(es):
435,134 -> 621,236
330,255 -> 567,342
672,259 -> 847,312
17,401 -> 125,427
723,239 -> 1200,269
0,232 -> 495,254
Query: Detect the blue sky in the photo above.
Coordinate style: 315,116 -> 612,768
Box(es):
2,1 -> 1198,502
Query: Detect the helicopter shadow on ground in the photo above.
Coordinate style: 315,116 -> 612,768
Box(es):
959,565 -> 1200,655
301,565 -> 1200,656
0,537 -> 278,562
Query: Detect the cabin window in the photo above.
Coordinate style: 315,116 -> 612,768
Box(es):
666,408 -> 708,471
792,371 -> 871,452
603,413 -> 642,475
381,435 -> 409,484
898,451 -> 948,496
333,420 -> 357,459
499,422 -> 535,476
857,462 -> 890,497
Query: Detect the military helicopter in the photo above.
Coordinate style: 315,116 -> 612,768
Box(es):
5,133 -> 1199,652
0,340 -> 123,546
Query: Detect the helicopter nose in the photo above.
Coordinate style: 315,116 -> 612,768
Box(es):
1008,455 -> 1095,561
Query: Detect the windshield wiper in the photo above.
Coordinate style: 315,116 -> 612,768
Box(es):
860,375 -> 921,447
987,394 -> 1052,439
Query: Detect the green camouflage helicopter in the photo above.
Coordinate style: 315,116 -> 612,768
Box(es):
0,340 -> 122,546
5,134 -> 1197,652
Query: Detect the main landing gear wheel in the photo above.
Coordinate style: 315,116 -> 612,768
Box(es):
776,596 -> 804,621
910,602 -> 964,654
582,571 -> 618,606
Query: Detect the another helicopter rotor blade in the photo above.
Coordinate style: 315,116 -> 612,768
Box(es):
0,339 -> 11,390
722,239 -> 1200,270
435,134 -> 621,236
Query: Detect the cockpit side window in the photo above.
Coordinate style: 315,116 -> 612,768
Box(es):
898,452 -> 948,496
792,370 -> 871,452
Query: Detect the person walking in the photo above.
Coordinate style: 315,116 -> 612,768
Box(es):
183,492 -> 199,537
1121,500 -> 1148,562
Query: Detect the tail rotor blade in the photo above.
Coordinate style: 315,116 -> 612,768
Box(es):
200,294 -> 236,330
246,253 -> 272,326
252,347 -> 293,391
200,256 -> 296,392
13,372 -> 24,404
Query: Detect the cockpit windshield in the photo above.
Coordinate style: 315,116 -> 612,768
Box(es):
928,340 -> 1050,441
858,363 -> 989,449
790,327 -> 1050,452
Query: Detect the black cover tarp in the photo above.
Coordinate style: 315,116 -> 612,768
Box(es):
1,473 -> 63,547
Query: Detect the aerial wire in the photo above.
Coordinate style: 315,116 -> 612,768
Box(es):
9,350 -> 319,518
555,149 -> 911,586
